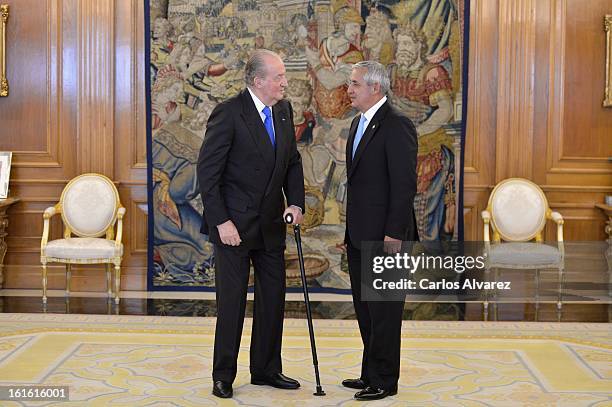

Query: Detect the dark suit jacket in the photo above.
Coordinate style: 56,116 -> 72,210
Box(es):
344,100 -> 419,247
197,89 -> 305,250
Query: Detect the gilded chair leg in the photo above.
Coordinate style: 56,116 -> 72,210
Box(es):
106,264 -> 112,298
557,268 -> 564,321
534,269 -> 540,322
557,267 -> 564,311
114,263 -> 121,305
493,268 -> 499,304
483,268 -> 490,321
66,264 -> 72,298
42,263 -> 48,304
534,269 -> 540,303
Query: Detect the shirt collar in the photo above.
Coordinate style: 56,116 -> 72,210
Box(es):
362,95 -> 387,123
247,87 -> 268,116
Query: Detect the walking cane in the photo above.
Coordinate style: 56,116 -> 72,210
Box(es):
285,213 -> 326,396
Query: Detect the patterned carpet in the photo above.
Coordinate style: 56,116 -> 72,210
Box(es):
0,314 -> 610,406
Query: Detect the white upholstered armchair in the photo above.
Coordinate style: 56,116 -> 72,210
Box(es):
40,173 -> 126,304
482,178 -> 565,312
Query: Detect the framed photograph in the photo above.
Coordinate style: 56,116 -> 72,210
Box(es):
0,151 -> 12,199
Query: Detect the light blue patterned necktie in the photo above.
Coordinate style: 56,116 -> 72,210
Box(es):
352,114 -> 367,159
262,106 -> 275,147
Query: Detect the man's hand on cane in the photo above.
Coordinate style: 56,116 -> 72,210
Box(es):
283,205 -> 303,225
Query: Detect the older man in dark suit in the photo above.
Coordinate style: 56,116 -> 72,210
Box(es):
197,49 -> 305,399
342,60 -> 419,400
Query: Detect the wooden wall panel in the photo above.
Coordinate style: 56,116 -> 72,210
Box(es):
464,0 -> 497,186
463,188 -> 492,241
77,0 -> 115,176
0,0 -> 49,153
1,0 -> 610,292
538,0 -> 612,184
463,0 -> 498,242
115,0 -> 147,179
464,0 -> 611,241
495,0 -> 537,181
1,0 -> 147,292
113,0 -> 148,289
562,0 -> 612,160
538,0 -> 611,238
1,0 -> 77,178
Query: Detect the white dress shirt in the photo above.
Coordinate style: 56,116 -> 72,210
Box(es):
247,87 -> 274,129
353,95 -> 387,154
361,95 -> 387,127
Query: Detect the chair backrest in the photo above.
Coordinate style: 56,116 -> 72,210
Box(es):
60,173 -> 120,238
488,178 -> 549,242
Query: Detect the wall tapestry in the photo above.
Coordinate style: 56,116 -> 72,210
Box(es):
146,0 -> 469,292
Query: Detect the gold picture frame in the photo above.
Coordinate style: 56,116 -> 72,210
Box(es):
605,15 -> 612,107
0,4 -> 7,97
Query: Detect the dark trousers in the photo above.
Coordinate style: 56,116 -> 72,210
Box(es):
347,241 -> 405,391
212,243 -> 286,383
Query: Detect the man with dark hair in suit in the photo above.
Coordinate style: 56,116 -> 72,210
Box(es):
342,60 -> 419,400
197,49 -> 305,399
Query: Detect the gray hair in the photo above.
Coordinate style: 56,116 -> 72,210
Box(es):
352,60 -> 390,95
245,49 -> 281,86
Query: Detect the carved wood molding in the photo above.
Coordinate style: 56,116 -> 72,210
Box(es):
547,0 -> 611,174
130,199 -> 148,254
464,184 -> 495,191
131,0 -> 146,170
11,0 -> 63,168
495,0 -> 537,181
465,0 -> 484,174
540,184 -> 612,192
114,0 -> 147,182
548,202 -> 607,209
77,0 -> 115,175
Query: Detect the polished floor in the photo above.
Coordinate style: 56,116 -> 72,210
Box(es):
0,295 -> 609,322
2,250 -> 610,322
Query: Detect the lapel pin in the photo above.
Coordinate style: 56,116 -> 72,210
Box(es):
372,124 -> 376,129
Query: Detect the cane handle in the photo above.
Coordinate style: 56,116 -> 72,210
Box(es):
285,213 -> 293,224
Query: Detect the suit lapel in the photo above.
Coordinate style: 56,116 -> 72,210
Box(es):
348,102 -> 390,180
272,102 -> 288,159
264,102 -> 291,196
346,115 -> 359,170
239,90 -> 275,167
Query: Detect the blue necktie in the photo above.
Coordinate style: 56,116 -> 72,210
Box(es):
352,114 -> 367,158
262,106 -> 275,147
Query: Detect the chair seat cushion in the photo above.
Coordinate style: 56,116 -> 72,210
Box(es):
45,238 -> 123,259
489,243 -> 562,267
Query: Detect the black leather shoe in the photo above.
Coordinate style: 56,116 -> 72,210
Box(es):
354,386 -> 397,401
212,381 -> 233,398
251,373 -> 300,389
342,378 -> 368,389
